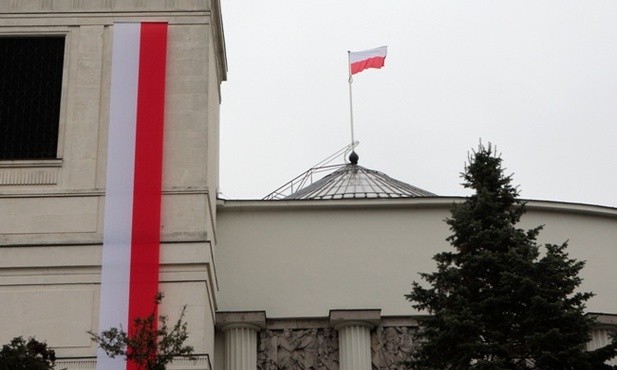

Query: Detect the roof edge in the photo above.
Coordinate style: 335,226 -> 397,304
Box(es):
217,197 -> 617,218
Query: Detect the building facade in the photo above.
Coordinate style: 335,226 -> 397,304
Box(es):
1,2 -> 616,370
215,197 -> 617,369
0,1 -> 225,368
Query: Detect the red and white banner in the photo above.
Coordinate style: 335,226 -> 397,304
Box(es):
98,22 -> 168,370
349,46 -> 387,75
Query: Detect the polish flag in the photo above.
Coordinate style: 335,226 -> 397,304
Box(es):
349,46 -> 387,75
97,22 -> 168,370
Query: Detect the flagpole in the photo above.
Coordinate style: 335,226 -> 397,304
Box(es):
347,51 -> 355,149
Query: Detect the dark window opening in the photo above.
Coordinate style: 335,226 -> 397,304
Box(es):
0,36 -> 65,160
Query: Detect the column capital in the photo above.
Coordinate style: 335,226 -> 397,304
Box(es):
216,311 -> 267,331
329,309 -> 381,330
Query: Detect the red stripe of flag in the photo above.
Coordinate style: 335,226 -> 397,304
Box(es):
351,56 -> 386,75
127,22 -> 168,370
349,46 -> 387,75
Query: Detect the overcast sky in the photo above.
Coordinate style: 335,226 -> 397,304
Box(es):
218,1 -> 617,207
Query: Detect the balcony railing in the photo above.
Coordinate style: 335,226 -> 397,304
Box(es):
54,354 -> 211,370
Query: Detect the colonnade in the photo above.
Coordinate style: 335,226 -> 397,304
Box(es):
217,310 -> 381,370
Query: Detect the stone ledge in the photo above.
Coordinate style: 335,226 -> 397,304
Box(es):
329,309 -> 381,329
0,0 -> 211,13
216,311 -> 267,331
587,313 -> 617,328
54,355 -> 212,370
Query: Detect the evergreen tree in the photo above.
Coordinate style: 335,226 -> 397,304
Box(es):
406,143 -> 617,369
0,336 -> 55,370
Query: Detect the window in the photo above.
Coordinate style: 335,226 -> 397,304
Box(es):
0,36 -> 65,160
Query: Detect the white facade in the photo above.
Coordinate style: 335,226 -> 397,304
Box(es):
216,198 -> 617,317
1,2 -> 616,369
0,1 -> 225,369
214,198 -> 617,368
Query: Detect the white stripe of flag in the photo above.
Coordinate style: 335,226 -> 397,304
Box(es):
97,22 -> 167,370
349,46 -> 387,75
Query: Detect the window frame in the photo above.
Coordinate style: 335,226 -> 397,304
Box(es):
0,29 -> 70,165
0,28 -> 71,187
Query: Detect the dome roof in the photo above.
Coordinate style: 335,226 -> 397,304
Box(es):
284,162 -> 435,200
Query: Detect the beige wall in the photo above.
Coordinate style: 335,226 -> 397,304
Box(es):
0,0 -> 226,360
0,242 -> 216,355
519,202 -> 617,313
216,198 -> 617,318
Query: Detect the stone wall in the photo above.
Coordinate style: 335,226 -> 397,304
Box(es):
254,319 -> 417,370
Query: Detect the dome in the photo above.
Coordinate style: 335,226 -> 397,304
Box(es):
284,163 -> 435,200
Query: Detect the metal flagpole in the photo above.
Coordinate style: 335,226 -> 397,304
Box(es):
347,51 -> 355,148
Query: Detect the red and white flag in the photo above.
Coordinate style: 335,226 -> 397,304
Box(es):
349,46 -> 387,75
97,22 -> 168,370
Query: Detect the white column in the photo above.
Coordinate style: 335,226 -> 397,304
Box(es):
337,322 -> 373,370
217,311 -> 266,370
330,309 -> 381,370
223,324 -> 259,370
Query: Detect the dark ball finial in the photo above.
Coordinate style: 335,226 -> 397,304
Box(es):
349,151 -> 359,165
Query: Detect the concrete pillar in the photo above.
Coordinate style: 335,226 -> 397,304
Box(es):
330,309 -> 381,370
223,325 -> 257,370
217,311 -> 266,370
337,323 -> 372,369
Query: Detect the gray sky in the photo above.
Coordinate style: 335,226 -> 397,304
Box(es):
219,1 -> 617,207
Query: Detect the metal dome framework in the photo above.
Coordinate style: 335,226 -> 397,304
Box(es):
285,163 -> 435,200
263,143 -> 435,200
264,163 -> 435,200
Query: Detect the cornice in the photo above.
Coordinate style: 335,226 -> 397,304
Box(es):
217,197 -> 617,219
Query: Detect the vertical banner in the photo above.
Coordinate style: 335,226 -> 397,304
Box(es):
98,22 -> 168,370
